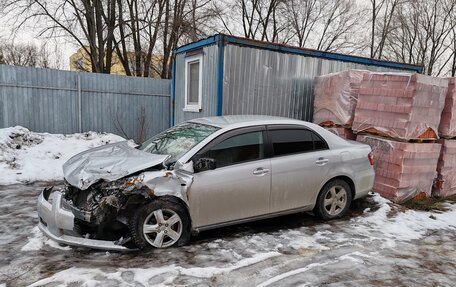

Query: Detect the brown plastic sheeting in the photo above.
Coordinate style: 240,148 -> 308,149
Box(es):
357,135 -> 441,203
313,70 -> 367,126
438,78 -> 456,138
353,73 -> 448,140
434,139 -> 456,197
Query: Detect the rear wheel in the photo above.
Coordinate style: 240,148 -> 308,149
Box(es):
314,179 -> 352,220
130,199 -> 191,249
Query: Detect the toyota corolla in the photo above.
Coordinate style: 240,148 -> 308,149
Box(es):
37,115 -> 375,250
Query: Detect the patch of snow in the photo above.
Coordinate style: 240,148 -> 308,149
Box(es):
29,252 -> 281,286
21,226 -> 72,251
338,251 -> 367,264
44,237 -> 72,251
28,267 -> 107,287
286,231 -> 331,251
21,226 -> 44,251
257,261 -> 332,287
0,126 -> 124,185
180,251 -> 280,278
354,193 -> 456,242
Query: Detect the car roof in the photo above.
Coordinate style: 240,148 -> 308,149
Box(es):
188,115 -> 310,129
177,115 -> 357,164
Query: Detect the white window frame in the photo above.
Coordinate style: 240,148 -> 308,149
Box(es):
184,54 -> 203,112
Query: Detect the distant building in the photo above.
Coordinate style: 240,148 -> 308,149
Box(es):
69,47 -> 162,78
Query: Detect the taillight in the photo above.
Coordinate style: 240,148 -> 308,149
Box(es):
368,152 -> 374,166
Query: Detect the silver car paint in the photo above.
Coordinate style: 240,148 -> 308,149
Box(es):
188,158 -> 272,227
37,190 -> 130,251
138,162 -> 194,206
63,141 -> 169,190
37,115 -> 374,249
269,149 -> 334,213
181,117 -> 373,228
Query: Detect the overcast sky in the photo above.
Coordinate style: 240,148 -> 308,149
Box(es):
0,0 -> 373,71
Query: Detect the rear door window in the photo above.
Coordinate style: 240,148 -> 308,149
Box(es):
312,132 -> 328,151
269,128 -> 328,156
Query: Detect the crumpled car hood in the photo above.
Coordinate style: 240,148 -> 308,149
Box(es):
63,141 -> 169,190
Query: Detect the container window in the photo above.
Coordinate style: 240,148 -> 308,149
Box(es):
184,54 -> 203,112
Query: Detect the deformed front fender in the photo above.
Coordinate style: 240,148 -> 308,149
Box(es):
134,163 -> 194,207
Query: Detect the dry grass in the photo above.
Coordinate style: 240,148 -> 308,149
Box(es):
402,195 -> 456,212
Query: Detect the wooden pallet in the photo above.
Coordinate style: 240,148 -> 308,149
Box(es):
358,127 -> 438,143
434,179 -> 444,190
318,121 -> 351,128
438,135 -> 456,140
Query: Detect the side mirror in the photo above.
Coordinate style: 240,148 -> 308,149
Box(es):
194,157 -> 216,172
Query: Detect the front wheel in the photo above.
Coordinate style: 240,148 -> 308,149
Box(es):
314,179 -> 353,220
130,199 -> 191,249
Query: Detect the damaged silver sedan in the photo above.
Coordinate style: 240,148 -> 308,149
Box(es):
37,115 -> 375,250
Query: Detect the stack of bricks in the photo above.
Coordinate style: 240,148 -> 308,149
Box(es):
313,70 -> 366,140
357,135 -> 441,202
353,72 -> 448,203
434,78 -> 456,197
352,73 -> 447,140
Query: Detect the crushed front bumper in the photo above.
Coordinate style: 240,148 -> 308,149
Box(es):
37,188 -> 130,251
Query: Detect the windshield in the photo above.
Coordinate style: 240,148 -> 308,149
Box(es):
139,122 -> 219,161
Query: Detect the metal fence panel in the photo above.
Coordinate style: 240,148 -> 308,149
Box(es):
0,65 -> 171,141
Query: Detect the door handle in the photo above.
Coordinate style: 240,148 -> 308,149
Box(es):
315,157 -> 329,165
253,168 -> 269,176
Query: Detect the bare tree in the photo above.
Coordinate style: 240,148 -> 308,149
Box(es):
450,23 -> 456,76
227,0 -> 282,42
422,0 -> 456,75
112,0 -> 166,77
369,0 -> 403,59
160,0 -> 215,78
314,0 -> 360,52
4,0 -> 117,73
385,0 -> 456,76
385,2 -> 419,64
0,41 -> 61,68
285,0 -> 321,48
0,42 -> 39,66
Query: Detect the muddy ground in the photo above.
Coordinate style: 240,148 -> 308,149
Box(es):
0,182 -> 455,286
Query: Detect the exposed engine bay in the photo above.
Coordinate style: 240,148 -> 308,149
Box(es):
36,159 -> 193,251
59,172 -> 155,247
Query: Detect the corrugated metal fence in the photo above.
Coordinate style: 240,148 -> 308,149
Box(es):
0,65 -> 171,141
222,44 -> 406,122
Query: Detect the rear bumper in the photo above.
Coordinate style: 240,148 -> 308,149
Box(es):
354,168 -> 375,200
37,188 -> 130,251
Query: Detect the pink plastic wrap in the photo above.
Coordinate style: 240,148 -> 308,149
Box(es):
357,135 -> 441,203
325,127 -> 356,140
438,78 -> 456,138
313,70 -> 367,126
434,139 -> 456,197
353,72 -> 448,140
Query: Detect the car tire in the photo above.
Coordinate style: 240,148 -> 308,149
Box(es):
130,199 -> 191,249
314,179 -> 353,221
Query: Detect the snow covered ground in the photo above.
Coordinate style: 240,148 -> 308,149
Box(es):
0,126 -> 124,185
0,127 -> 455,286
1,183 -> 455,286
